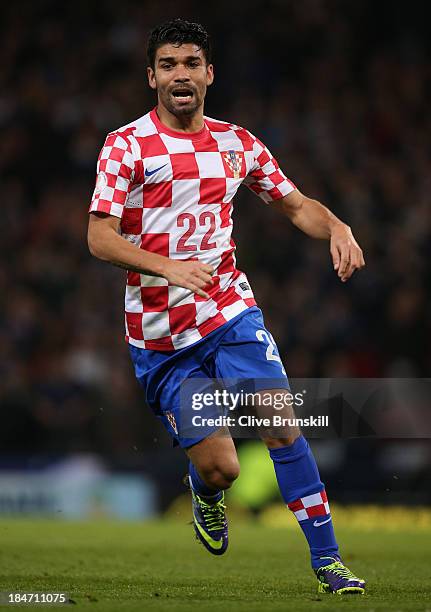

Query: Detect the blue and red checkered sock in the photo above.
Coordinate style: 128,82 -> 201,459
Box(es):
269,435 -> 339,568
189,461 -> 223,502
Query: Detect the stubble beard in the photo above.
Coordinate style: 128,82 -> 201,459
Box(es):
160,89 -> 203,119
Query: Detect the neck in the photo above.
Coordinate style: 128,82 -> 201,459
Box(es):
156,102 -> 205,133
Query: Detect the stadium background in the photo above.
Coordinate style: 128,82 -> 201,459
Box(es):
1,0 -> 430,521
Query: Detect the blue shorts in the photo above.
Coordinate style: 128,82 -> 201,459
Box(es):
129,307 -> 289,448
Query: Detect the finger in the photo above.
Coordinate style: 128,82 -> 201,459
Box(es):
194,270 -> 214,285
330,243 -> 340,270
341,262 -> 356,282
183,280 -> 209,299
352,245 -> 365,268
350,249 -> 365,274
194,285 -> 210,299
347,251 -> 360,275
342,249 -> 359,277
187,263 -> 214,282
338,251 -> 350,276
344,247 -> 365,280
187,273 -> 211,289
200,264 -> 215,275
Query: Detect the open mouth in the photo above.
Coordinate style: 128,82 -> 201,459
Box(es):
171,88 -> 194,103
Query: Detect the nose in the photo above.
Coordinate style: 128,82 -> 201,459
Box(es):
173,65 -> 191,81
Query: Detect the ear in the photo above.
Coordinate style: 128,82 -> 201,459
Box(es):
147,66 -> 157,90
206,63 -> 214,87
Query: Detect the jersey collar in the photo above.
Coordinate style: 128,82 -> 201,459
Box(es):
150,107 -> 209,141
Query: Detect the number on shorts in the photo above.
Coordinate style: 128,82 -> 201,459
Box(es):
256,329 -> 286,375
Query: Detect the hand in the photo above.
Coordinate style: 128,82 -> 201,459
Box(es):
161,259 -> 215,299
330,223 -> 365,282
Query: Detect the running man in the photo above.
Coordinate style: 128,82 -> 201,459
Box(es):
87,18 -> 366,594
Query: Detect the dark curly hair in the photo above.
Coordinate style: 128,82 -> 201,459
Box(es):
147,18 -> 212,69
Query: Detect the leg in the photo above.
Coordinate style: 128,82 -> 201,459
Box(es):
255,389 -> 365,593
210,310 -> 365,591
253,388 -> 339,568
186,427 -> 240,492
128,335 -> 238,557
185,428 -> 239,556
253,387 -> 301,448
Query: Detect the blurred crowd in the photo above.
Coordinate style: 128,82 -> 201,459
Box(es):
0,0 -> 430,499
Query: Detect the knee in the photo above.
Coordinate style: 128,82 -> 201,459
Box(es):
201,459 -> 240,490
263,431 -> 301,449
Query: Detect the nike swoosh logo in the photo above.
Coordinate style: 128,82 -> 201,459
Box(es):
145,164 -> 167,177
313,517 -> 332,527
194,519 -> 223,549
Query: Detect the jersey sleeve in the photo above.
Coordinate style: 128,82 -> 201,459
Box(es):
243,132 -> 296,203
89,132 -> 135,218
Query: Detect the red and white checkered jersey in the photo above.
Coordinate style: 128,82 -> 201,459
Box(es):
89,108 -> 295,350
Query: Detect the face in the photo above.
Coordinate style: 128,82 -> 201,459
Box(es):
147,43 -> 214,117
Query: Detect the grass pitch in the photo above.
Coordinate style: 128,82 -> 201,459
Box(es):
0,517 -> 430,611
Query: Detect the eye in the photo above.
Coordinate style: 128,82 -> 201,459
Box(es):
161,64 -> 173,70
188,62 -> 200,68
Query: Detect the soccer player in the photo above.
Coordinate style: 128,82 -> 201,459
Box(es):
87,19 -> 366,595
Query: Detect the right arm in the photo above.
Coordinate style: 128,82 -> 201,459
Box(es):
87,212 -> 214,299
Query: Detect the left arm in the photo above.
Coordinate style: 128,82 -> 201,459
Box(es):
271,189 -> 365,282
